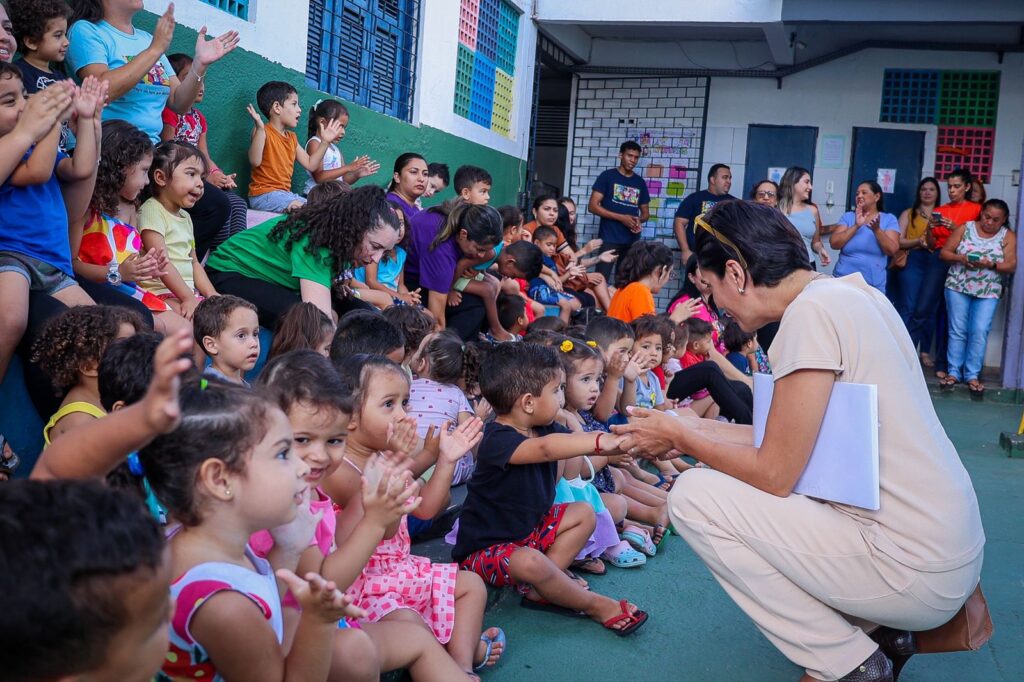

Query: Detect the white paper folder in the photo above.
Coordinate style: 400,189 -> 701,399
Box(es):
752,373 -> 880,510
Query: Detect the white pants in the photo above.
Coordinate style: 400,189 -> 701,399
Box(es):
669,469 -> 983,681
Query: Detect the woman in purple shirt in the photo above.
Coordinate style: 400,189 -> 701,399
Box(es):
386,152 -> 427,223
406,203 -> 502,340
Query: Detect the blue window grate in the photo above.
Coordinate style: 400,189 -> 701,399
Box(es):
199,0 -> 249,21
880,69 -> 939,124
305,0 -> 420,121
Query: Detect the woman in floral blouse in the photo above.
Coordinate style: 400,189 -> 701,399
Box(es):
939,198 -> 1017,393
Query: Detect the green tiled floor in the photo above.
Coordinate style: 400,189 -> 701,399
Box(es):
424,393 -> 1023,681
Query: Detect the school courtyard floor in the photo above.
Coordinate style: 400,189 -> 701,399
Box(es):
420,385 -> 1023,681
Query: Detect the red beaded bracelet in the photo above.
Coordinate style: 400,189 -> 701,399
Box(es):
594,432 -> 602,456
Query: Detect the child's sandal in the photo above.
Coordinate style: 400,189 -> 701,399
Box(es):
621,526 -> 657,557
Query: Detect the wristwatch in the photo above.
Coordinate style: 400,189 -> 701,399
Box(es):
106,262 -> 122,286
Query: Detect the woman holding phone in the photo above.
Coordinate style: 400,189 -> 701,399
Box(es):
939,199 -> 1016,393
907,169 -> 981,379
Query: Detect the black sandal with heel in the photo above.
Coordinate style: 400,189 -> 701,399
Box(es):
869,627 -> 916,680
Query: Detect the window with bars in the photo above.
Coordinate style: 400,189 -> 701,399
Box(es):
199,0 -> 250,20
306,0 -> 420,121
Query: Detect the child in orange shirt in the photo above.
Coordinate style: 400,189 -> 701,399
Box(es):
246,81 -> 342,213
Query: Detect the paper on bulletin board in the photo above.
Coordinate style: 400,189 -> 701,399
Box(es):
877,168 -> 896,193
768,167 -> 786,184
820,135 -> 845,168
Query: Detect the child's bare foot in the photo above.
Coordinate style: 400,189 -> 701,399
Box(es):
473,627 -> 506,670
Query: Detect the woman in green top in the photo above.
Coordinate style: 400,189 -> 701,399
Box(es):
206,185 -> 401,328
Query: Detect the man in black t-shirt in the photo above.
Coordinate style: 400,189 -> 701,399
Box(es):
674,163 -> 735,263
588,141 -> 650,280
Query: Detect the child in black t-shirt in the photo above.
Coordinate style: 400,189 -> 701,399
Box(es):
10,0 -> 75,151
454,342 -> 649,636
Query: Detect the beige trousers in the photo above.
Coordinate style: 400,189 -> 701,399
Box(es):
669,469 -> 983,681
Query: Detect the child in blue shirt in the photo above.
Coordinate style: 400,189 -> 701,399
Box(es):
0,69 -> 106,384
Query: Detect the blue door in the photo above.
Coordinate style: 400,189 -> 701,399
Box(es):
848,127 -> 925,217
743,124 -> 818,199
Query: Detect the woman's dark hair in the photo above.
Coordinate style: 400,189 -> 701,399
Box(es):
431,202 -> 502,251
416,329 -> 481,388
256,349 -> 354,415
555,203 -> 579,251
777,166 -> 811,214
270,184 -> 400,276
856,181 -> 885,213
556,336 -> 602,378
0,480 -> 164,682
307,99 -> 349,140
532,193 -> 558,212
269,302 -> 334,360
68,0 -> 103,24
615,240 -> 673,288
333,353 -> 408,410
982,198 -> 1010,225
695,200 -> 812,288
912,177 -> 942,215
92,120 -> 154,214
140,380 -> 272,527
947,167 -> 972,187
387,152 -> 425,192
750,179 -> 779,200
145,140 -> 206,202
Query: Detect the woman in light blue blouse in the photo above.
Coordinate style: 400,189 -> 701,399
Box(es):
830,181 -> 900,293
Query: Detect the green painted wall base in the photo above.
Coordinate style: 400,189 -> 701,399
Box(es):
137,12 -> 525,205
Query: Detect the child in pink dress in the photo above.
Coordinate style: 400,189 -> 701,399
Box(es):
323,354 -> 506,675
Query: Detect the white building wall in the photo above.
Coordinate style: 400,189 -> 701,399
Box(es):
705,49 -> 1024,366
149,0 -> 537,160
568,76 -> 710,310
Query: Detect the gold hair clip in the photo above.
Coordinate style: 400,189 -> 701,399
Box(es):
694,214 -> 749,270
586,340 -> 597,348
560,340 -> 574,352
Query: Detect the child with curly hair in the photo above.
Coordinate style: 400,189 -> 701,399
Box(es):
32,305 -> 144,445
382,303 -> 436,367
72,120 -> 192,339
205,184 -> 402,328
9,0 -> 75,151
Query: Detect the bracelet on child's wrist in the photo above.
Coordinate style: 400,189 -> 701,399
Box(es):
594,433 -> 602,456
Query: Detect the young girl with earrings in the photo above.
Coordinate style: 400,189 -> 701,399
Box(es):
407,330 -> 482,485
138,140 -> 219,320
303,99 -> 379,195
554,337 -> 650,571
322,355 -> 506,677
139,380 -> 360,681
73,120 -> 191,338
253,350 -> 483,681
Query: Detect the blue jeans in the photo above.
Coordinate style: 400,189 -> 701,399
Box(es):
894,249 -> 929,325
906,250 -> 948,362
944,289 -> 999,382
249,189 -> 305,213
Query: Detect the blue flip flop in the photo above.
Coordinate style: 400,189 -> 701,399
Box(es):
474,627 -> 507,671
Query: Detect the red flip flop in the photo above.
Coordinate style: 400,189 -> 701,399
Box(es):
602,600 -> 649,637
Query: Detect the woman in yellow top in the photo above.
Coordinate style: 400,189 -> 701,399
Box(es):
615,201 -> 984,682
894,177 -> 942,365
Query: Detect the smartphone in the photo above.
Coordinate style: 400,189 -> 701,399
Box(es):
967,252 -> 982,263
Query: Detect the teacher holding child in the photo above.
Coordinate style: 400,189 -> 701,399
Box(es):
614,201 -> 985,682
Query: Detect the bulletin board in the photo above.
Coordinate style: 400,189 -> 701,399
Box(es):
626,128 -> 703,241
